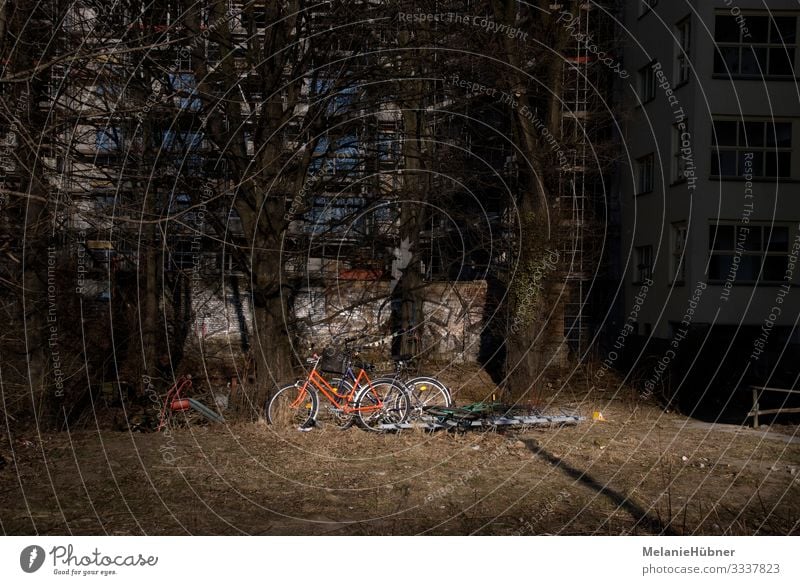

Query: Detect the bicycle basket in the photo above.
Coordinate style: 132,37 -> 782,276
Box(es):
320,347 -> 347,374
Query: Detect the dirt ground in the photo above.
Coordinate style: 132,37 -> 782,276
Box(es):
1,374 -> 799,535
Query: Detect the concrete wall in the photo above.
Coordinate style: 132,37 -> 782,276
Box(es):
186,278 -> 489,365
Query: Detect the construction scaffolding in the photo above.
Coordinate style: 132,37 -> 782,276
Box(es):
559,2 -> 602,354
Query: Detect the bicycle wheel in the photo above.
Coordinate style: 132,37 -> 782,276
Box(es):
353,380 -> 410,432
266,383 -> 318,430
405,376 -> 452,412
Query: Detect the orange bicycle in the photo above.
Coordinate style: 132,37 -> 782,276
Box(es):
266,348 -> 410,432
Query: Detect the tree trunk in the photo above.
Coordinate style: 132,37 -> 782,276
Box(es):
393,267 -> 425,357
392,69 -> 428,357
250,246 -> 293,412
492,0 -> 571,401
117,117 -> 162,394
10,0 -> 55,424
22,218 -> 49,421
141,239 -> 160,379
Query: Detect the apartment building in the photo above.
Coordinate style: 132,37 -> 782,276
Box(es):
621,0 -> 800,397
36,2 -> 496,362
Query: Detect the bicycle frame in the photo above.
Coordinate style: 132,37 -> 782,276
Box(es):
292,359 -> 384,414
340,365 -> 385,413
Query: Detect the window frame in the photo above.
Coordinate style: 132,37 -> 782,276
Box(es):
710,118 -> 792,179
634,245 -> 654,284
168,72 -> 202,112
167,237 -> 197,271
672,121 -> 689,183
95,126 -> 123,153
637,62 -> 657,103
636,152 -> 655,195
675,17 -> 692,85
707,222 -> 791,284
712,12 -> 798,78
671,222 -> 688,284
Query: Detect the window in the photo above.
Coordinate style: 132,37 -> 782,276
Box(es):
332,134 -> 361,172
217,250 -> 241,274
310,135 -> 331,172
206,42 -> 221,67
708,223 -> 790,282
671,223 -> 687,283
175,47 -> 192,71
675,17 -> 691,84
377,133 -> 400,162
636,153 -> 655,194
160,130 -> 204,172
94,82 -> 124,103
169,193 -> 191,214
315,83 -> 358,116
241,6 -> 266,29
672,122 -> 688,182
711,119 -> 792,178
635,245 -> 653,283
167,238 -> 195,271
95,127 -> 123,153
168,73 -> 201,111
713,14 -> 797,77
93,194 -> 116,216
305,196 -> 366,236
161,130 -> 203,151
638,62 -> 656,103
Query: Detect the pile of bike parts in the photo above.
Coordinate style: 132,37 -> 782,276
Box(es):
157,375 -> 225,431
376,401 -> 584,432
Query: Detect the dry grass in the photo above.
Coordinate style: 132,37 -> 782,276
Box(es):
1,379 -> 798,535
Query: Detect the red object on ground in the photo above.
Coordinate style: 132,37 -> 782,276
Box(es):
170,399 -> 191,411
157,375 -> 193,430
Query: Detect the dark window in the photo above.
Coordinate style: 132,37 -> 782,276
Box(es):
635,245 -> 653,283
636,153 -> 655,194
672,223 -> 687,282
710,224 -> 735,250
708,223 -> 791,282
638,63 -> 656,102
711,120 -> 792,178
304,196 -> 366,236
675,18 -> 691,84
168,73 -> 201,111
96,127 -> 123,153
672,122 -> 689,181
713,14 -> 797,77
168,238 -> 196,271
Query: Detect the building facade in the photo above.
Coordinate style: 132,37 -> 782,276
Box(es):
621,0 -> 800,401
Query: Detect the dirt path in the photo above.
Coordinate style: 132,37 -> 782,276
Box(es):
1,402 -> 798,535
678,419 -> 800,445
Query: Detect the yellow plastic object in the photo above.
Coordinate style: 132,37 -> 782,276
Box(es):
592,411 -> 606,422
